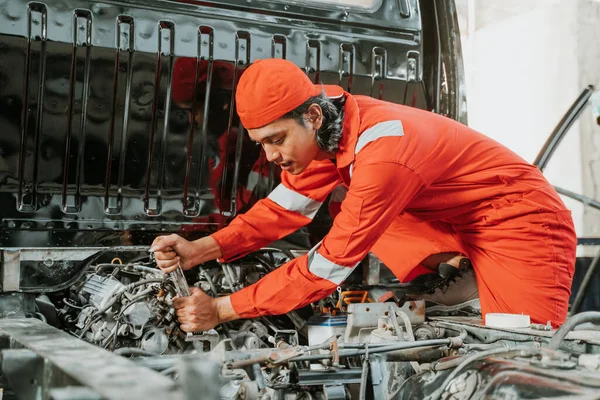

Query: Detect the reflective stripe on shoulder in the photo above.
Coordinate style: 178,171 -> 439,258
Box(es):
307,242 -> 359,285
350,120 -> 405,177
268,184 -> 322,219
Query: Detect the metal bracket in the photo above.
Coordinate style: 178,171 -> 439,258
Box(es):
1,348 -> 47,399
0,246 -> 150,293
1,249 -> 21,292
0,318 -> 184,400
344,300 -> 425,343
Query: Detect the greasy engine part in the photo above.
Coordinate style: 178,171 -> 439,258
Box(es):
44,246 -> 312,357
63,260 -> 189,354
5,248 -> 600,400
398,349 -> 600,400
5,247 -> 600,400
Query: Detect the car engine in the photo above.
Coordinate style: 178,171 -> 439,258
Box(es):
30,247 -> 600,400
52,248 -> 305,356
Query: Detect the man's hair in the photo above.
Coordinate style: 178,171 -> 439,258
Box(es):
282,93 -> 345,153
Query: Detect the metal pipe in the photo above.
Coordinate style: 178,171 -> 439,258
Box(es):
431,321 -> 468,341
386,346 -> 448,363
553,186 -> 600,212
534,85 -> 595,172
358,347 -> 370,400
291,338 -> 460,362
548,311 -> 600,350
395,307 -> 421,373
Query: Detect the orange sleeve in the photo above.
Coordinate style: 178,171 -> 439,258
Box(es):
230,157 -> 427,318
210,159 -> 342,262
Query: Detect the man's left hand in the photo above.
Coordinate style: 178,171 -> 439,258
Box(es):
174,287 -> 220,332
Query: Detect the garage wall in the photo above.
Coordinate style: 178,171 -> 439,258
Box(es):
455,0 -> 600,253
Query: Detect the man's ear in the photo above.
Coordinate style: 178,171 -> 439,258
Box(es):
307,103 -> 323,130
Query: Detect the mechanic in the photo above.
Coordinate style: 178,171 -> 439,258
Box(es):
150,58 -> 576,332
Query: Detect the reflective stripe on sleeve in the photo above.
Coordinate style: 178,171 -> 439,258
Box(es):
267,184 -> 322,219
307,242 -> 359,285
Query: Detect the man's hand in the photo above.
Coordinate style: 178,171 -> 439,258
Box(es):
149,235 -> 223,273
173,288 -> 239,332
149,234 -> 197,272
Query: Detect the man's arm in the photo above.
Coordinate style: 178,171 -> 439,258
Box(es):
226,157 -> 428,319
210,159 -> 342,262
151,159 -> 341,272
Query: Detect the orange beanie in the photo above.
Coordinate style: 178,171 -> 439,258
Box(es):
236,59 -> 343,129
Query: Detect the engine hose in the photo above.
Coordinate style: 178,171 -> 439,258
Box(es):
291,338 -> 461,362
133,265 -> 163,275
425,347 -> 540,400
109,321 -> 119,350
358,347 -> 370,400
94,263 -> 122,273
77,314 -> 103,339
101,321 -> 119,349
114,288 -> 154,320
114,347 -> 157,357
96,277 -> 164,315
431,321 -> 469,341
394,307 -> 421,374
548,311 -> 600,350
35,312 -> 47,324
63,298 -> 83,310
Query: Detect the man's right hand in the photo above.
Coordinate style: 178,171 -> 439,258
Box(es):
149,234 -> 223,273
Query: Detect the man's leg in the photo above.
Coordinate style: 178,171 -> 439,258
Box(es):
459,207 -> 576,327
369,215 -> 479,310
330,189 -> 477,306
370,214 -> 468,281
330,188 -> 468,281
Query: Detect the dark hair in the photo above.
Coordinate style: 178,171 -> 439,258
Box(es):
282,92 -> 345,153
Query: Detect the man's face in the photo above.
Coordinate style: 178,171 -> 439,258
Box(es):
247,105 -> 323,175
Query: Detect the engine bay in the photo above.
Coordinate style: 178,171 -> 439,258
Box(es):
5,246 -> 598,400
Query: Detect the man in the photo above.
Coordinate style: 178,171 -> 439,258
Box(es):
150,58 -> 576,333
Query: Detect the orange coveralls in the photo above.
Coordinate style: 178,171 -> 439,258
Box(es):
211,92 -> 577,327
